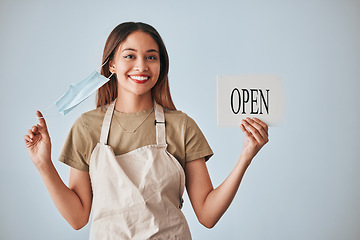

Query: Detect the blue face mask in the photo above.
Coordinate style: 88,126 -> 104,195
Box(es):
40,61 -> 113,118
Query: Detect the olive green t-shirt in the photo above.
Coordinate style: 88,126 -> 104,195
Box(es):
58,105 -> 213,171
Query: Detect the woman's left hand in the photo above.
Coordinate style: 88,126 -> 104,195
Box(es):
239,117 -> 269,165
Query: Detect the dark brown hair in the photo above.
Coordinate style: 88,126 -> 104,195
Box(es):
96,22 -> 176,110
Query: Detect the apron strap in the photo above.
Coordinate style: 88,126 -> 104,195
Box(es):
100,100 -> 116,144
154,101 -> 166,146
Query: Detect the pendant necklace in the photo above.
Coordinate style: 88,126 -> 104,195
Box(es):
114,108 -> 154,133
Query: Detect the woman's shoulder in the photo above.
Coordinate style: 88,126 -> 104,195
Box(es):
164,109 -> 197,128
74,106 -> 106,130
81,106 -> 106,118
164,109 -> 188,120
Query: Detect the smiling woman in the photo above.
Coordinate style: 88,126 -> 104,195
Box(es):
96,22 -> 175,112
24,22 -> 269,239
109,31 -> 161,112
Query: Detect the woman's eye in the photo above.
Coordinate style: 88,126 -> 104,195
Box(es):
124,55 -> 134,59
147,56 -> 157,60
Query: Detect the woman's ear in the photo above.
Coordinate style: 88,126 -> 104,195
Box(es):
109,60 -> 116,73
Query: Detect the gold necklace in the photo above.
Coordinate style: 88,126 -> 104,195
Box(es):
114,108 -> 154,133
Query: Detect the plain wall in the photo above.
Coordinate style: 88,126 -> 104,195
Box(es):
1,0 -> 359,239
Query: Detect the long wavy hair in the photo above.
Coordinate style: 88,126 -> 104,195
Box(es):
96,22 -> 176,110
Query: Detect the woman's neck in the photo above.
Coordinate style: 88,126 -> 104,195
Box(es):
115,92 -> 153,113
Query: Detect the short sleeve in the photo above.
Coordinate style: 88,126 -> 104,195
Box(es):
184,116 -> 213,162
58,116 -> 91,171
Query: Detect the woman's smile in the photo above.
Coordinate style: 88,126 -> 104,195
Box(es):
128,74 -> 151,84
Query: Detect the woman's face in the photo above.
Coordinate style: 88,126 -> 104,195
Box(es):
110,31 -> 160,99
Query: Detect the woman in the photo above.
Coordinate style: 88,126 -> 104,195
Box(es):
24,22 -> 269,239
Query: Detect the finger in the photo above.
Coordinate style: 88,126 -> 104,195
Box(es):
36,111 -> 49,136
241,120 -> 256,138
31,125 -> 39,134
240,123 -> 251,137
24,135 -> 32,143
253,118 -> 268,133
25,138 -> 34,148
28,125 -> 40,137
247,118 -> 268,138
242,118 -> 264,143
241,122 -> 257,142
248,118 -> 269,144
35,124 -> 49,137
27,129 -> 35,139
36,111 -> 48,129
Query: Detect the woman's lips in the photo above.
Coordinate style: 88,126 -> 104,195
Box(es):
128,75 -> 150,84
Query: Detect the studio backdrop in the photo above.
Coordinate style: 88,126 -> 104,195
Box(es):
1,0 -> 359,239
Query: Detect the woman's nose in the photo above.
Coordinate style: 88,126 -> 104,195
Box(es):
134,58 -> 149,71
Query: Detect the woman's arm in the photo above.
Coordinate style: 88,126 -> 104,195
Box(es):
24,111 -> 92,230
37,164 -> 92,230
185,117 -> 268,228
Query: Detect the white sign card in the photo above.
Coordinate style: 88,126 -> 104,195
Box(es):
217,75 -> 285,127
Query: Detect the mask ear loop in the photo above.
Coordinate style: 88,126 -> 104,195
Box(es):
37,108 -> 63,119
98,58 -> 115,79
96,58 -> 109,72
37,59 -> 113,119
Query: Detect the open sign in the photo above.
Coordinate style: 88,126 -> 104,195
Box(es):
217,75 -> 284,127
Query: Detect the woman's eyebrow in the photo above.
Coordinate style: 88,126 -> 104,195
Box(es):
147,49 -> 159,53
122,48 -> 159,53
122,48 -> 136,52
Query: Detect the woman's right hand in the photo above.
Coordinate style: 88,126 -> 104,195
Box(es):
24,111 -> 52,168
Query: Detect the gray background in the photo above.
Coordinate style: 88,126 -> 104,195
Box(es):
1,0 -> 359,239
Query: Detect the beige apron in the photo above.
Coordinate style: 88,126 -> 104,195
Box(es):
89,100 -> 192,240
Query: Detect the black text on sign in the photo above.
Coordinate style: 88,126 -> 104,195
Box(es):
230,88 -> 269,115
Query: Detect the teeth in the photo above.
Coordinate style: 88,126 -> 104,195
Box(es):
130,76 -> 148,81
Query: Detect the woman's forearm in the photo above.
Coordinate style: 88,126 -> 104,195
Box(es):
36,160 -> 90,230
200,155 -> 251,228
200,118 -> 268,227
